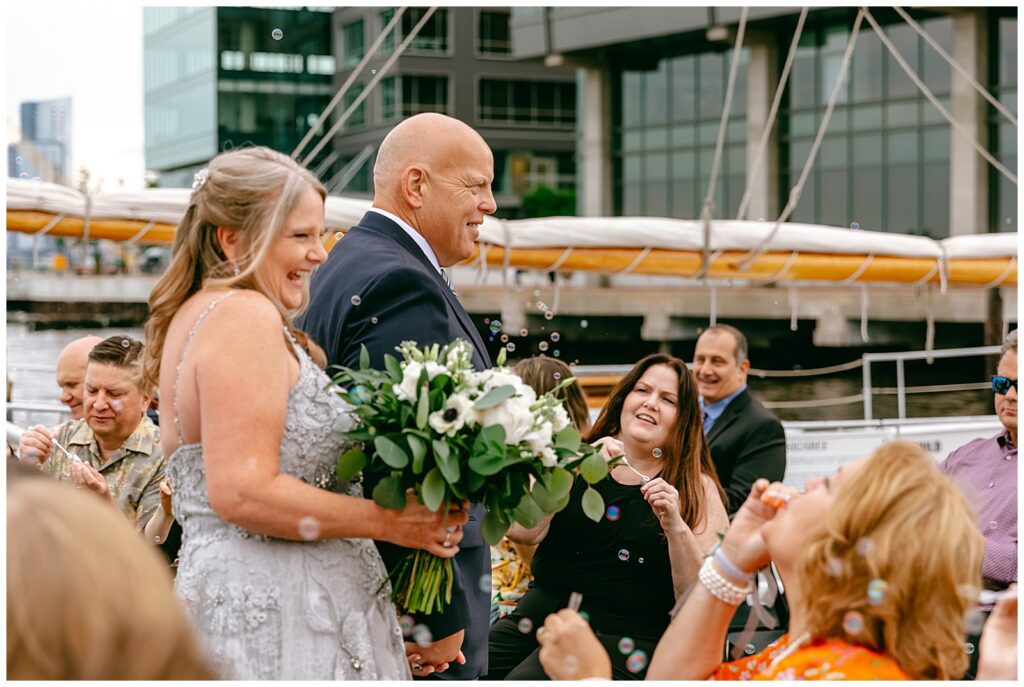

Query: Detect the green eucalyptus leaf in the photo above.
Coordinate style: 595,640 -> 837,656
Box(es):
482,508 -> 511,546
359,344 -> 370,371
374,436 -> 409,469
579,452 -> 609,484
532,467 -> 572,512
422,467 -> 446,512
468,451 -> 506,476
433,440 -> 460,483
406,433 -> 427,474
335,446 -> 366,483
512,491 -> 545,529
473,385 -> 516,410
554,425 -> 581,451
581,486 -> 606,522
372,476 -> 406,510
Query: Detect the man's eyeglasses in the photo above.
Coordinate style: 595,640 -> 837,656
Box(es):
991,376 -> 1018,395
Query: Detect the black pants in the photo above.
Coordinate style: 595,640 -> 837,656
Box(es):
487,613 -> 658,680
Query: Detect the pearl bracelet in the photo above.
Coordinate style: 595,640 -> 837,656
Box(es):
699,557 -> 753,606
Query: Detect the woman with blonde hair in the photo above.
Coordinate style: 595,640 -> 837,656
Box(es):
7,477 -> 215,679
143,146 -> 466,680
537,440 -> 986,680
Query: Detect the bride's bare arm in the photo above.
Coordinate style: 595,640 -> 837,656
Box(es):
189,292 -> 464,555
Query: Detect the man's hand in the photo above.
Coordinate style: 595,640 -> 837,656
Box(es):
18,424 -> 54,465
70,462 -> 114,504
405,629 -> 465,676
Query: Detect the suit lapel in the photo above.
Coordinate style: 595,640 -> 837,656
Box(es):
707,389 -> 751,445
356,212 -> 491,368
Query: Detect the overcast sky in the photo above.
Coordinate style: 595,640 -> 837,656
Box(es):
6,2 -> 145,191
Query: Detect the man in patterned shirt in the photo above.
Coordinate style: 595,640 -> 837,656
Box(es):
18,336 -> 165,531
941,328 -> 1017,677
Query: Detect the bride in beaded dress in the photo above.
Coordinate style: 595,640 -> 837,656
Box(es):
142,147 -> 466,680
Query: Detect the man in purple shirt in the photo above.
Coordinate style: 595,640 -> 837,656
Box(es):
941,329 -> 1016,677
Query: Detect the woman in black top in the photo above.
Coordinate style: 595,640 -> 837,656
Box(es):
488,353 -> 729,680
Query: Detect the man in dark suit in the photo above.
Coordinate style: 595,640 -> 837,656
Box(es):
300,113 -> 496,679
693,324 -> 786,516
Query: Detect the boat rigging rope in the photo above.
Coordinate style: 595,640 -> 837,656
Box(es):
301,7 -> 439,166
292,8 -> 407,160
698,6 -> 749,279
893,6 -> 1017,128
736,7 -> 809,221
737,9 -> 866,270
862,7 -> 1017,186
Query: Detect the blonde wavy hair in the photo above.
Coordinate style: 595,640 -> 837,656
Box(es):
797,440 -> 983,679
7,478 -> 215,679
144,146 -> 327,388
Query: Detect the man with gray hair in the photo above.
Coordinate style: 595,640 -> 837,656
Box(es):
692,324 -> 786,516
941,328 -> 1017,676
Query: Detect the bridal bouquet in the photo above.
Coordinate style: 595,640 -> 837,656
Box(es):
332,340 -> 612,614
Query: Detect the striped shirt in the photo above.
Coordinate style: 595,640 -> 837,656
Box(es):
940,430 -> 1017,588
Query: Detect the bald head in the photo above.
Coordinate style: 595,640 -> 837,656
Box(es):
56,336 -> 103,419
372,113 -> 497,266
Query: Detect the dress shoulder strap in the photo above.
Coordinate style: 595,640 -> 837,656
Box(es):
172,291 -> 237,446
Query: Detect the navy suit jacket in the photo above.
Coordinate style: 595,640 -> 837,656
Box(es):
706,389 -> 787,516
300,210 -> 492,679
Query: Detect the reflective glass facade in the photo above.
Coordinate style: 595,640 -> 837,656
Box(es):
990,14 -> 1018,232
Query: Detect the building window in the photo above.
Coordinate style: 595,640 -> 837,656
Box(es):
343,20 -> 364,68
380,76 -> 398,121
478,10 -> 512,55
404,8 -> 448,54
989,13 -> 1017,233
221,50 -> 246,71
617,50 -> 747,219
479,79 -> 576,125
307,54 -> 335,75
780,12 -> 953,237
379,8 -> 396,56
402,75 -> 450,116
343,84 -> 366,129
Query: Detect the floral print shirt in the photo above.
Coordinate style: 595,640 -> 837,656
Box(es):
713,633 -> 909,680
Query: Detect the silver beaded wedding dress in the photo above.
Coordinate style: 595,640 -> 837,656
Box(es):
166,293 -> 410,680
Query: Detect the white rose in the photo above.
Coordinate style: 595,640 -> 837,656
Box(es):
479,396 -> 535,445
523,420 -> 554,454
428,393 -> 476,437
393,361 -> 423,402
551,405 -> 571,433
539,446 -> 558,468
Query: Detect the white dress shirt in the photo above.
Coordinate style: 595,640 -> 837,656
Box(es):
368,207 -> 441,275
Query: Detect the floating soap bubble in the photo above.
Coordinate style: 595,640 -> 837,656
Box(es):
350,295 -> 362,306
617,549 -> 630,562
500,334 -> 509,343
965,642 -> 975,655
271,28 -> 284,40
855,537 -> 874,556
842,610 -> 864,635
506,343 -> 516,353
652,448 -> 662,458
617,637 -> 635,655
489,320 -> 502,334
536,301 -> 546,310
538,342 -> 549,352
553,350 -> 560,357
544,311 -> 554,320
638,557 -> 644,563
625,650 -> 648,673
15,156 -> 23,165
399,615 -> 415,635
19,172 -> 29,179
298,516 -> 321,540
867,579 -> 888,606
550,332 -> 561,342
484,318 -> 490,324
519,328 -> 528,337
744,643 -> 756,655
825,556 -> 845,577
553,372 -> 561,380
606,504 -> 621,521
517,617 -> 534,633
371,316 -> 379,324
580,319 -> 589,328
371,68 -> 377,75
533,289 -> 541,297
412,624 -> 432,646
850,221 -> 860,230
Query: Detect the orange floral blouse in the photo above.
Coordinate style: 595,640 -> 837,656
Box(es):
712,633 -> 910,681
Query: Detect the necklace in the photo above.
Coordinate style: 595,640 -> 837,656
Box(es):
766,632 -> 810,671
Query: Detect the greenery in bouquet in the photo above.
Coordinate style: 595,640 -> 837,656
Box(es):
331,339 -> 613,614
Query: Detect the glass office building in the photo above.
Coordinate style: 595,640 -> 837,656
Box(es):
512,6 -> 1017,237
144,7 -> 334,187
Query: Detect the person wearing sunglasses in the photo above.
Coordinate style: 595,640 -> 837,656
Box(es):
940,328 -> 1017,678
